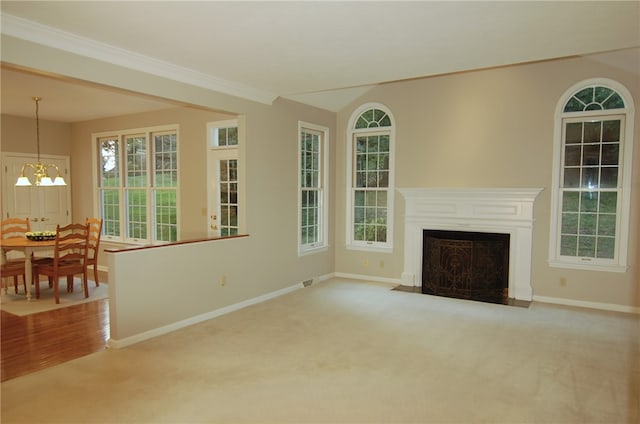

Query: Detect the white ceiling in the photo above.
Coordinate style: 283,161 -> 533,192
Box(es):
1,1 -> 639,122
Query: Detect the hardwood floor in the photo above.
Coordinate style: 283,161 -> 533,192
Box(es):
1,275 -> 109,382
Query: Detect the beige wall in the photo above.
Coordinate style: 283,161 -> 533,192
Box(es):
1,114 -> 71,155
335,50 -> 639,309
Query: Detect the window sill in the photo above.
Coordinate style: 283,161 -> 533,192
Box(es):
548,259 -> 628,273
298,245 -> 329,257
346,243 -> 393,254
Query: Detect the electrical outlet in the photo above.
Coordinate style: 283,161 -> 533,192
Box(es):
380,260 -> 385,268
363,259 -> 369,267
220,275 -> 226,286
560,277 -> 567,287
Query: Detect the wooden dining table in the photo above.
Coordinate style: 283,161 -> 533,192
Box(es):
1,237 -> 57,301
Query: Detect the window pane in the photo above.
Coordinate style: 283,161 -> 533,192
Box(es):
594,86 -> 613,103
583,121 -> 601,143
560,235 -> 577,255
579,213 -> 597,235
377,191 -> 387,207
367,137 -> 379,153
577,235 -> 596,256
599,192 -> 617,213
602,93 -> 624,110
581,168 -> 599,188
356,137 -> 367,153
601,144 -> 619,165
582,145 -> 600,166
602,120 -> 620,142
564,98 -> 584,112
366,171 -> 378,187
563,168 -> 580,188
580,192 -> 598,212
227,127 -> 238,146
564,145 -> 581,166
126,189 -> 147,239
598,214 -> 616,236
354,206 -> 365,223
561,212 -> 578,234
575,88 -> 594,105
126,135 -> 147,187
597,237 -> 615,258
154,189 -> 177,242
562,192 -> 579,211
154,133 -> 177,188
565,122 -> 582,144
101,189 -> 120,237
600,168 -> 618,188
99,137 -> 120,187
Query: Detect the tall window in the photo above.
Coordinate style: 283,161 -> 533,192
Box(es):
550,79 -> 634,272
96,126 -> 179,244
298,122 -> 329,254
208,121 -> 240,237
347,104 -> 395,251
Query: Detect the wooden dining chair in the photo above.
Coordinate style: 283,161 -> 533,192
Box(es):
1,217 -> 30,294
32,223 -> 90,304
85,218 -> 103,287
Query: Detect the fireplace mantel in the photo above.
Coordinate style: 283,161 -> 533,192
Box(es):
398,188 -> 543,301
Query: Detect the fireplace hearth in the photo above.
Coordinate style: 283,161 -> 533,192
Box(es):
422,230 -> 509,304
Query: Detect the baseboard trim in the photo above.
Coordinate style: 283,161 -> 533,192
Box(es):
533,295 -> 640,314
333,272 -> 402,286
108,282 -> 304,349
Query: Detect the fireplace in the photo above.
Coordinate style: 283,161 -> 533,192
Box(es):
422,230 -> 509,304
398,188 -> 543,301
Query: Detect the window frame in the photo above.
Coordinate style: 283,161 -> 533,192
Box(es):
298,121 -> 329,255
549,78 -> 635,272
346,103 -> 395,252
93,124 -> 180,245
206,119 -> 242,238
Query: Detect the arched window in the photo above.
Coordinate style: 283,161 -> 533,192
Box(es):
549,79 -> 635,272
346,104 -> 395,251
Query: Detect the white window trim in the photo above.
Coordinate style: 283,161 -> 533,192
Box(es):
92,124 -> 180,245
346,103 -> 395,253
298,121 -> 329,256
548,78 -> 634,272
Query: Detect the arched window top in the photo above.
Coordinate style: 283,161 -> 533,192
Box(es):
563,85 -> 626,112
354,108 -> 392,129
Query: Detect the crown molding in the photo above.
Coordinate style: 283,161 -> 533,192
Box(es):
1,14 -> 277,105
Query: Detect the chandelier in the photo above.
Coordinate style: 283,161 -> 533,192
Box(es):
15,97 -> 67,187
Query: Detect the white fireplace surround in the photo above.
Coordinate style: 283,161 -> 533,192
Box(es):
399,188 -> 543,301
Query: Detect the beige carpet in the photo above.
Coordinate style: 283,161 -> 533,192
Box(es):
0,278 -> 108,316
1,278 -> 638,423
